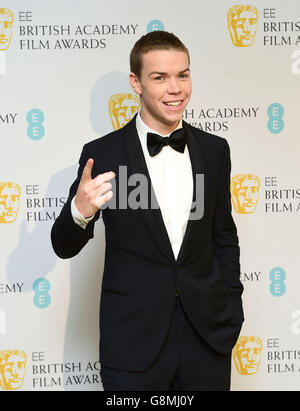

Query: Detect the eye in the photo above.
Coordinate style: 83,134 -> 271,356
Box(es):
179,71 -> 190,80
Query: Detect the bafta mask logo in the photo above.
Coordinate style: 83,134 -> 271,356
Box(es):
0,350 -> 27,390
230,174 -> 260,214
0,8 -> 14,51
0,182 -> 21,223
227,5 -> 258,47
233,336 -> 263,375
109,93 -> 140,130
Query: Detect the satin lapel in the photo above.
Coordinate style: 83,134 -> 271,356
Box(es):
122,117 -> 175,263
176,121 -> 205,264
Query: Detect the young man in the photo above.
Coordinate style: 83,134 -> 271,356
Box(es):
51,31 -> 244,391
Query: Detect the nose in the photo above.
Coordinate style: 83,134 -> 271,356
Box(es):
167,77 -> 181,94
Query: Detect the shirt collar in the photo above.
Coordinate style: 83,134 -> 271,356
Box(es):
136,112 -> 183,144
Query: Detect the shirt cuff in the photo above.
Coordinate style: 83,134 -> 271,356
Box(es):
71,197 -> 95,230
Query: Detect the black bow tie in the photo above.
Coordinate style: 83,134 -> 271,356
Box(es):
147,128 -> 187,157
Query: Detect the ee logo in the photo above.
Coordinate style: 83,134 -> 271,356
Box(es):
33,278 -> 51,308
147,20 -> 164,33
269,267 -> 286,297
26,108 -> 45,140
267,103 -> 284,134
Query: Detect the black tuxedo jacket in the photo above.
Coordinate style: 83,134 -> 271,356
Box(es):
51,116 -> 244,371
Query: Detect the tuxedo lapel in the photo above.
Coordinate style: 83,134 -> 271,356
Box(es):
176,121 -> 205,264
123,117 -> 175,263
122,117 -> 204,265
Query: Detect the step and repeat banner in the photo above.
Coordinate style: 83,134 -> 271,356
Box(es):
1,0 -> 299,391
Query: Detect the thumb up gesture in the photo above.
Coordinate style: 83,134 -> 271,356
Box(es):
74,158 -> 115,218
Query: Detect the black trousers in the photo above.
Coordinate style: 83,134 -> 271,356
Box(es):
100,296 -> 232,391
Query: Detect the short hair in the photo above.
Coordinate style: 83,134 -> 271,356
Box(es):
130,31 -> 190,78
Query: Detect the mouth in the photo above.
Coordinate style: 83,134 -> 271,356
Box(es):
163,100 -> 184,111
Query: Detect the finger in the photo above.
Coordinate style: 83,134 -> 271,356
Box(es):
103,190 -> 113,203
94,171 -> 116,188
80,158 -> 94,183
96,190 -> 113,209
96,181 -> 112,196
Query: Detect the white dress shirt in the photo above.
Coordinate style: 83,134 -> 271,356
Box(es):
71,113 -> 193,259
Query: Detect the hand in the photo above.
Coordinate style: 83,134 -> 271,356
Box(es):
74,158 -> 115,218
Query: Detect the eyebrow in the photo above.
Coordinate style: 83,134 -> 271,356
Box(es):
148,68 -> 190,77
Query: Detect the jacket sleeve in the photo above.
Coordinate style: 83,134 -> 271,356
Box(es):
51,144 -> 101,259
212,139 -> 244,319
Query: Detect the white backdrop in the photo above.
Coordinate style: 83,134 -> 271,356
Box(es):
0,0 -> 300,391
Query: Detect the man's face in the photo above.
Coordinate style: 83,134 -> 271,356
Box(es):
130,49 -> 192,134
230,10 -> 258,47
0,10 -> 13,51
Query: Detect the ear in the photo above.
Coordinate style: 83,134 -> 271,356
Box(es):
129,72 -> 142,96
